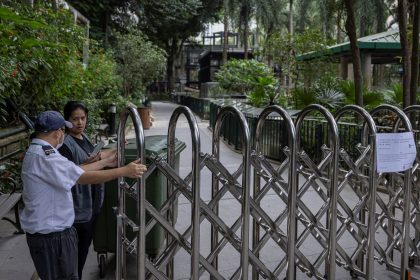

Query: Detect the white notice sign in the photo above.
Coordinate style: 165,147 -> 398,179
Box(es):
376,132 -> 417,173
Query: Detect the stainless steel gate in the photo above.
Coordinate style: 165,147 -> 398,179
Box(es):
114,103 -> 418,280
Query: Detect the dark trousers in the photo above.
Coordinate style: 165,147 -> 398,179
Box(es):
73,214 -> 98,280
26,227 -> 78,280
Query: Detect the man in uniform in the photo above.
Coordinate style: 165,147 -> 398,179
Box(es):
20,111 -> 146,280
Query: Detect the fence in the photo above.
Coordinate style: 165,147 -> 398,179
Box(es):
174,94 -> 211,120
0,126 -> 30,192
114,103 -> 420,280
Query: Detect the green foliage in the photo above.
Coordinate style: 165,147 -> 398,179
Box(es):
338,80 -> 384,109
0,158 -> 24,192
361,90 -> 384,110
337,80 -> 356,103
139,0 -> 222,91
263,29 -> 336,86
314,88 -> 345,110
140,0 -> 222,45
0,2 -> 122,133
50,47 -> 122,135
290,88 -> 315,109
215,59 -> 281,107
114,30 -> 166,101
312,76 -> 345,110
67,0 -> 136,44
383,83 -> 403,107
0,2 -> 85,122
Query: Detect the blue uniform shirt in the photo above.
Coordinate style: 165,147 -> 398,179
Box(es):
20,138 -> 85,234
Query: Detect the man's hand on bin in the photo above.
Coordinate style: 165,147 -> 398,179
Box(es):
123,159 -> 147,178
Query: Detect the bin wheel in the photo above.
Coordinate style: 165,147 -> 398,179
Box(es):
99,254 -> 106,278
350,269 -> 358,279
409,256 -> 416,268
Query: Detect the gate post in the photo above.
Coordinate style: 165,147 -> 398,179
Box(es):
167,106 -> 201,279
253,105 -> 297,279
404,105 -> 420,266
335,105 -> 377,279
212,106 -> 251,280
370,104 -> 413,280
116,106 -> 145,280
295,104 -> 339,280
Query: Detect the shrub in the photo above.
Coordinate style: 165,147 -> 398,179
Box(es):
338,80 -> 384,109
215,59 -> 281,107
0,2 -> 85,125
290,87 -> 316,109
114,30 -> 166,102
383,83 -> 403,107
0,3 -> 126,133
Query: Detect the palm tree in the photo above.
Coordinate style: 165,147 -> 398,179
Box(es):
343,0 -> 363,107
255,0 -> 288,65
239,0 -> 253,59
398,0 -> 411,107
222,0 -> 237,64
410,1 -> 419,105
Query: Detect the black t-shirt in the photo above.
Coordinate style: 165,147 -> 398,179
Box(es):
59,135 -> 94,162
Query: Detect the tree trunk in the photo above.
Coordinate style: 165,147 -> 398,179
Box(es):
320,0 -> 327,37
344,0 -> 363,107
287,0 -> 294,89
375,0 -> 386,32
289,0 -> 294,36
337,8 -> 342,43
243,25 -> 249,59
242,2 -> 250,60
102,11 -> 110,49
222,8 -> 229,65
398,0 -> 412,107
266,23 -> 274,67
410,0 -> 419,105
167,38 -> 180,92
167,57 -> 175,93
51,0 -> 58,11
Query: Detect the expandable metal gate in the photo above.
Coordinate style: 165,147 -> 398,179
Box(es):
115,104 -> 420,280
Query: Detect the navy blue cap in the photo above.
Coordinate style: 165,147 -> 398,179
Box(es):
34,111 -> 73,132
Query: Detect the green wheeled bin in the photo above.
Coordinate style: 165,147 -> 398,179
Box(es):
93,135 -> 186,278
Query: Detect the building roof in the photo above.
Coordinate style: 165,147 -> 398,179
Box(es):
297,29 -> 401,63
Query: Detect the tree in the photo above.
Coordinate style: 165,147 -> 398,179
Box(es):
239,0 -> 252,59
222,0 -> 237,64
254,0 -> 287,47
138,0 -> 222,92
410,0 -> 419,105
263,29 -> 335,87
67,0 -> 135,47
343,0 -> 363,107
397,0 -> 411,107
374,0 -> 387,33
114,30 -> 166,99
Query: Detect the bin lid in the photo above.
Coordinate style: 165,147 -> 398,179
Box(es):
124,135 -> 186,159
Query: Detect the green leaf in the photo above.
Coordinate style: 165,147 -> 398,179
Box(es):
21,38 -> 61,48
0,7 -> 47,29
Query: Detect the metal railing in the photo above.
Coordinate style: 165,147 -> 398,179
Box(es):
174,94 -> 211,120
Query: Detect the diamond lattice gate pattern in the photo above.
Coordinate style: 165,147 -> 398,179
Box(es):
114,104 -> 418,280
